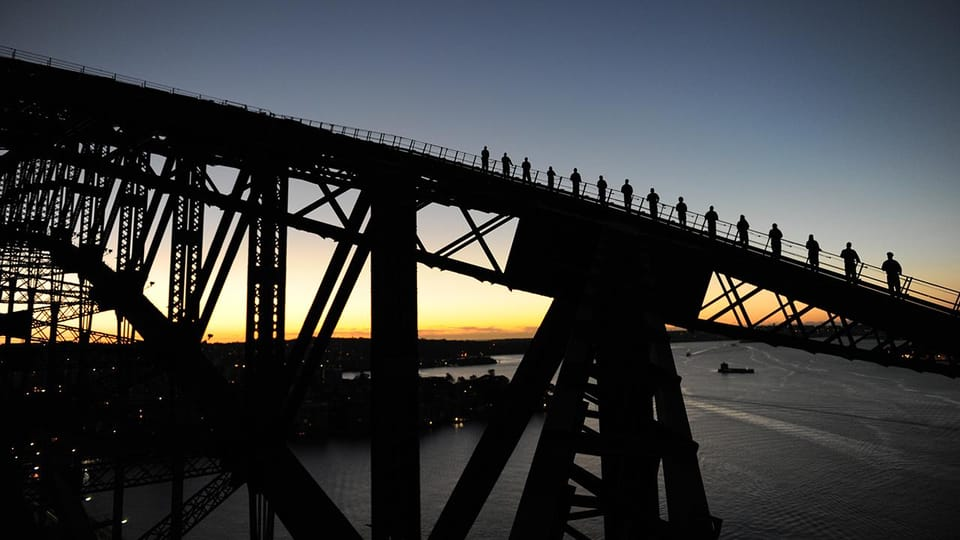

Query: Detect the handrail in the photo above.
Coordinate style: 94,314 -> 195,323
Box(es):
3,45 -> 958,315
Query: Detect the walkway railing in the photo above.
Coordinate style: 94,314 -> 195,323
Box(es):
4,45 -> 959,315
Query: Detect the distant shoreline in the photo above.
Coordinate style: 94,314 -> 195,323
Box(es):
198,330 -> 731,373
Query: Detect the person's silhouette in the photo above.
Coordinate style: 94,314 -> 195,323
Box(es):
521,157 -> 532,182
676,196 -> 687,227
501,153 -> 512,179
840,242 -> 861,282
621,179 -> 633,213
570,168 -> 581,198
736,215 -> 749,247
705,205 -> 718,239
597,175 -> 607,205
768,223 -> 783,258
481,145 -> 490,171
805,234 -> 821,271
646,188 -> 660,219
881,251 -> 903,296
546,166 -> 556,190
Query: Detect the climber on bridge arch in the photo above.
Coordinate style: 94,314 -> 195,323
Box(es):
736,215 -> 750,247
881,252 -> 903,296
481,145 -> 490,171
768,223 -> 783,259
597,175 -> 607,205
501,153 -> 513,179
646,187 -> 660,219
569,168 -> 582,198
676,196 -> 688,227
521,157 -> 532,182
806,234 -> 821,271
840,242 -> 861,282
621,179 -> 633,213
546,166 -> 556,189
705,205 -> 718,239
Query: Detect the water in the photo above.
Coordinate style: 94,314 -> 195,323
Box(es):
94,342 -> 960,539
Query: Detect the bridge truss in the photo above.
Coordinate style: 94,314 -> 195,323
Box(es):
1,48 -> 958,540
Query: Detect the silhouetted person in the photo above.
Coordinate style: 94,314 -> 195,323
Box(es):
705,205 -> 718,239
481,145 -> 490,171
840,242 -> 860,282
768,223 -> 782,258
881,251 -> 903,296
676,196 -> 687,227
736,215 -> 749,247
806,234 -> 821,271
621,179 -> 633,213
570,168 -> 581,198
597,175 -> 607,205
521,157 -> 532,182
646,188 -> 660,219
546,166 -> 556,189
501,153 -> 512,179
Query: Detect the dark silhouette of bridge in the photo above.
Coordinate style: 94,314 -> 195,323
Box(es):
1,46 -> 958,540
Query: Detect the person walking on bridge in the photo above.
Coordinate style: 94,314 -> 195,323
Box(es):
621,179 -> 633,213
676,196 -> 687,227
521,157 -> 532,182
806,234 -> 821,271
646,188 -> 660,220
481,145 -> 490,171
501,153 -> 513,179
570,168 -> 582,198
768,223 -> 783,259
546,166 -> 556,190
840,242 -> 861,282
736,215 -> 750,247
881,252 -> 903,296
597,175 -> 608,205
705,205 -> 718,239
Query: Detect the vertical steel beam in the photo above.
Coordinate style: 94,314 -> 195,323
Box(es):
370,173 -> 420,540
166,159 -> 204,540
597,315 -> 661,538
244,168 -> 287,540
169,160 -> 204,328
638,256 -> 721,539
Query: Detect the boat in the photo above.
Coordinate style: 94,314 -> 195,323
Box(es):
445,352 -> 497,367
717,362 -> 754,374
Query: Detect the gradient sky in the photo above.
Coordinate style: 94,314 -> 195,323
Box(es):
2,1 -> 958,341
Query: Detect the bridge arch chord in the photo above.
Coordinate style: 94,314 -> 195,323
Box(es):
692,271 -> 960,376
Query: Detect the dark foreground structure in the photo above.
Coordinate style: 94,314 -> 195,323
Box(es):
1,47 -> 959,540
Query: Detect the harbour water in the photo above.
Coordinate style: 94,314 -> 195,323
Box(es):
101,341 -> 960,539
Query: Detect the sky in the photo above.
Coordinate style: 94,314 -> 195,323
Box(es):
2,1 -> 959,341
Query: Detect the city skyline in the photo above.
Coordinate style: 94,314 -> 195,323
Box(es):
2,1 -> 958,341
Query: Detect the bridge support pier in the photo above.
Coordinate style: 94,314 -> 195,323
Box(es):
370,173 -> 420,540
509,242 -> 721,540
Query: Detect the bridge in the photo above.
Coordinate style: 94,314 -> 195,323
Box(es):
1,46 -> 958,540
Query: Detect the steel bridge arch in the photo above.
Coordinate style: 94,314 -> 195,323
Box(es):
3,48 -> 960,540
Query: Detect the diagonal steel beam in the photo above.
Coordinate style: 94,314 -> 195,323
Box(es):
429,294 -> 578,540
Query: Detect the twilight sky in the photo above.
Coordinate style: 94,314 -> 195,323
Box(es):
2,1 -> 958,340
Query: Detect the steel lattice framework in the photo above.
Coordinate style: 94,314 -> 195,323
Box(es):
1,48 -> 959,540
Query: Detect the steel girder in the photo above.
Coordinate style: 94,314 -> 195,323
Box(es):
695,271 -> 959,376
3,52 -> 960,540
